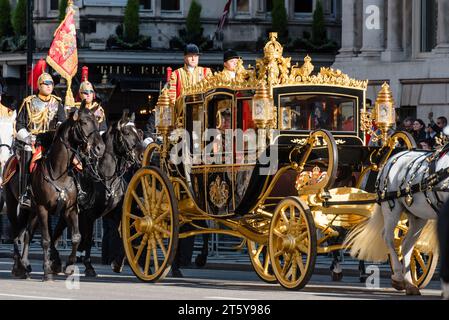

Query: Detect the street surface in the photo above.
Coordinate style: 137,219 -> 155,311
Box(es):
0,258 -> 443,300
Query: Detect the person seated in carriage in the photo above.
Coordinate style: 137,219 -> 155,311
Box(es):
16,72 -> 66,209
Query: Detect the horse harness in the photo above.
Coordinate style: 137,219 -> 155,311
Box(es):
376,145 -> 449,213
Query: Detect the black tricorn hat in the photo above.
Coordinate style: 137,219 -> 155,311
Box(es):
184,43 -> 201,55
223,49 -> 241,62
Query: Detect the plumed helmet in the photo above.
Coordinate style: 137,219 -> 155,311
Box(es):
184,43 -> 201,56
38,73 -> 54,86
79,80 -> 94,93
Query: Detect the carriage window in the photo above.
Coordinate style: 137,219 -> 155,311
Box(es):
185,103 -> 203,162
279,94 -> 357,132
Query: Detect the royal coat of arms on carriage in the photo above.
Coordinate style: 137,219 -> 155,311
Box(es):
209,175 -> 230,208
295,166 -> 327,190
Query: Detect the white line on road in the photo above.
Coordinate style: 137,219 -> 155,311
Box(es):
0,293 -> 72,300
206,296 -> 256,300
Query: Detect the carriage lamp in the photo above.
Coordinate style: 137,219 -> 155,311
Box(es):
252,81 -> 274,129
374,82 -> 396,144
155,89 -> 174,134
253,81 -> 275,152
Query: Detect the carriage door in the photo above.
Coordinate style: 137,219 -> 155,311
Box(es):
204,93 -> 235,216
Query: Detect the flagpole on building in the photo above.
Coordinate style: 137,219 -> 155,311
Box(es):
26,0 -> 35,95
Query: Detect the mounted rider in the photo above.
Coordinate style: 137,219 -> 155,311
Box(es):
75,68 -> 107,134
16,72 -> 66,208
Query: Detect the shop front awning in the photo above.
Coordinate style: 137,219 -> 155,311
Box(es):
111,76 -> 165,93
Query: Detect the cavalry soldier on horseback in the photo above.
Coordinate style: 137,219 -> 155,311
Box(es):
16,72 -> 66,208
75,79 -> 107,134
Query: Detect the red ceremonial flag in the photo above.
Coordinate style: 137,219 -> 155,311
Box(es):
217,0 -> 232,34
46,3 -> 78,81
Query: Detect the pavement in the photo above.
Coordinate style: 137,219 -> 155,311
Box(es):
0,242 -> 440,280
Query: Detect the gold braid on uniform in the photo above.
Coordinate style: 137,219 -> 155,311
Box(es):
26,102 -> 50,134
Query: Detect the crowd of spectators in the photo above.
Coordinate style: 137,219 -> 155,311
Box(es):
398,114 -> 448,150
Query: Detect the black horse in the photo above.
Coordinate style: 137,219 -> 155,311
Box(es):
4,104 -> 105,281
50,111 -> 143,277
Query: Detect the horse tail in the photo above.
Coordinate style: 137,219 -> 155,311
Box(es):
343,203 -> 389,262
417,220 -> 439,254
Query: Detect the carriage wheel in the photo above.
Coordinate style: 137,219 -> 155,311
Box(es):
392,224 -> 438,289
141,142 -> 161,168
122,166 -> 178,282
269,197 -> 317,290
247,240 -> 277,284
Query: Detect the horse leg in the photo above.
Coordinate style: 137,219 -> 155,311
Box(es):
35,205 -> 53,281
439,199 -> 449,300
401,215 -> 427,296
63,206 -> 81,275
359,260 -> 368,283
194,220 -> 209,268
50,216 -> 67,274
381,203 -> 405,290
330,250 -> 343,281
20,212 -> 39,277
109,206 -> 125,273
82,218 -> 97,277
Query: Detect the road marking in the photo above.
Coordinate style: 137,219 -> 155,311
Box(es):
206,296 -> 256,300
0,293 -> 72,300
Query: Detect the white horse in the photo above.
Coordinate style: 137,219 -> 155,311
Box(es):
344,149 -> 444,295
0,108 -> 16,211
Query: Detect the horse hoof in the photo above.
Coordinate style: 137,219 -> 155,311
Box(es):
391,279 -> 406,291
194,254 -> 207,268
111,260 -> 124,273
85,268 -> 97,278
64,265 -> 77,276
406,285 -> 421,296
331,271 -> 343,282
359,274 -> 368,283
50,262 -> 62,274
42,274 -> 54,282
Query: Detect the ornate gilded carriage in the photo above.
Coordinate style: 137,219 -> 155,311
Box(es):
121,33 -> 437,290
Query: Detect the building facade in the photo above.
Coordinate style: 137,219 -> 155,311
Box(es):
333,0 -> 449,122
0,0 -> 342,122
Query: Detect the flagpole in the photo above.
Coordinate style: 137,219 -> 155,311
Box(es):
26,0 -> 35,95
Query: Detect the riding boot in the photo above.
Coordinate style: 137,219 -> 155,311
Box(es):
19,150 -> 32,209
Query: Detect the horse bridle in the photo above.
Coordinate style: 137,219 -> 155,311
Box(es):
115,124 -> 139,165
72,118 -> 100,154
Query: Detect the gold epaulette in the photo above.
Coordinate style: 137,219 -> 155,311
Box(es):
18,95 -> 37,114
50,94 -> 62,102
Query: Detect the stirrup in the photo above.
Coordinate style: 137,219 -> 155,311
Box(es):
19,193 -> 31,209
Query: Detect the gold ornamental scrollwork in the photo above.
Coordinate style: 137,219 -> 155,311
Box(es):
180,33 -> 368,97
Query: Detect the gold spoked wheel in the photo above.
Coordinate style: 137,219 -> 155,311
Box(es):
247,240 -> 277,284
122,166 -> 178,282
393,223 -> 439,289
269,197 -> 317,290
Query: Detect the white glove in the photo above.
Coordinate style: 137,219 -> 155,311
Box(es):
17,128 -> 32,144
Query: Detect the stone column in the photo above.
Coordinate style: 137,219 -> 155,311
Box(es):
359,0 -> 385,59
382,0 -> 403,61
336,0 -> 357,60
434,0 -> 449,55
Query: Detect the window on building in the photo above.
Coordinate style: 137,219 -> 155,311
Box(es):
322,0 -> 335,15
294,0 -> 313,13
50,0 -> 59,10
161,0 -> 180,11
139,0 -> 151,10
237,0 -> 250,12
421,0 -> 437,52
